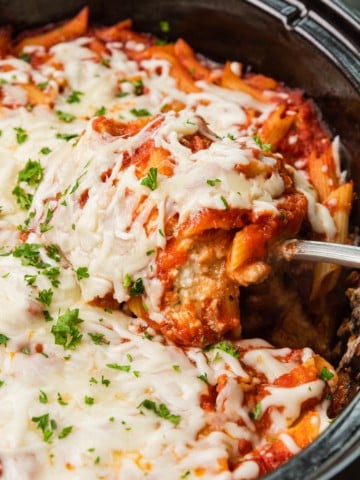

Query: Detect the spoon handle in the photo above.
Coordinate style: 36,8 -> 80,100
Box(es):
282,240 -> 360,268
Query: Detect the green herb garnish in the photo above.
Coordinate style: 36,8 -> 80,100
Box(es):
14,127 -> 28,144
138,399 -> 181,425
67,90 -> 84,104
319,367 -> 335,382
252,135 -> 272,152
130,108 -> 151,117
51,308 -> 83,350
140,167 -> 158,191
75,266 -> 89,280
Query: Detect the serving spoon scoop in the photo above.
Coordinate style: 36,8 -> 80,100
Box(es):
281,240 -> 360,268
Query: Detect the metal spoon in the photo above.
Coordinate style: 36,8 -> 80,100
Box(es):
281,240 -> 360,268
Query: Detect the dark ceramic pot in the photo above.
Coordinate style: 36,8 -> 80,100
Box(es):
0,1 -> 359,479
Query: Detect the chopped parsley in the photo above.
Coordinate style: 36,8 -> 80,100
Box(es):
43,267 -> 60,288
12,186 -> 33,210
181,471 -> 191,479
24,274 -> 37,285
31,413 -> 57,443
215,341 -> 239,358
146,249 -> 155,256
20,52 -> 31,62
220,196 -> 230,210
172,365 -> 181,372
198,373 -> 209,384
123,273 -> 132,288
18,159 -> 44,186
14,127 -> 28,144
95,106 -> 106,116
13,243 -> 46,268
101,376 -> 111,387
206,178 -> 221,187
39,390 -> 48,404
106,363 -> 131,372
138,399 -> 181,425
319,367 -> 335,382
116,91 -> 129,98
57,393 -> 68,406
0,333 -> 10,346
101,58 -> 111,67
67,90 -> 84,104
56,110 -> 76,123
45,244 -> 61,262
0,380 -> 5,388
75,266 -> 89,280
55,133 -> 79,141
252,135 -> 272,152
130,108 -> 151,117
159,20 -> 170,33
143,331 -> 153,341
140,167 -> 158,190
129,278 -> 145,297
40,214 -> 54,233
58,426 -> 73,439
126,353 -> 133,362
51,308 -> 83,350
88,332 -> 109,345
40,146 -> 52,155
227,133 -> 236,140
36,288 -> 53,306
21,346 -> 30,355
250,402 -> 262,420
132,79 -> 144,96
84,396 -> 94,405
37,81 -> 48,90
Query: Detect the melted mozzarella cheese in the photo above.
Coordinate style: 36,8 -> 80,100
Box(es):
0,259 -> 331,479
0,32 -> 338,480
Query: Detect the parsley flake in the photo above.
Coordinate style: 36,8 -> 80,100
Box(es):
12,186 -> 33,210
18,159 -> 44,186
138,399 -> 181,425
56,133 -> 79,142
39,390 -> 48,404
106,363 -> 131,372
40,147 -> 52,155
220,195 -> 230,210
75,266 -> 89,280
198,373 -> 209,384
36,288 -> 53,306
140,167 -> 158,190
58,426 -> 73,439
252,135 -> 272,152
56,110 -> 76,123
14,127 -> 28,144
319,367 -> 335,382
0,333 -> 10,346
215,341 -> 239,358
88,332 -> 109,345
95,106 -> 106,116
129,278 -> 145,297
130,108 -> 151,117
132,79 -> 144,96
206,178 -> 221,187
67,90 -> 84,104
250,402 -> 262,420
51,308 -> 83,350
